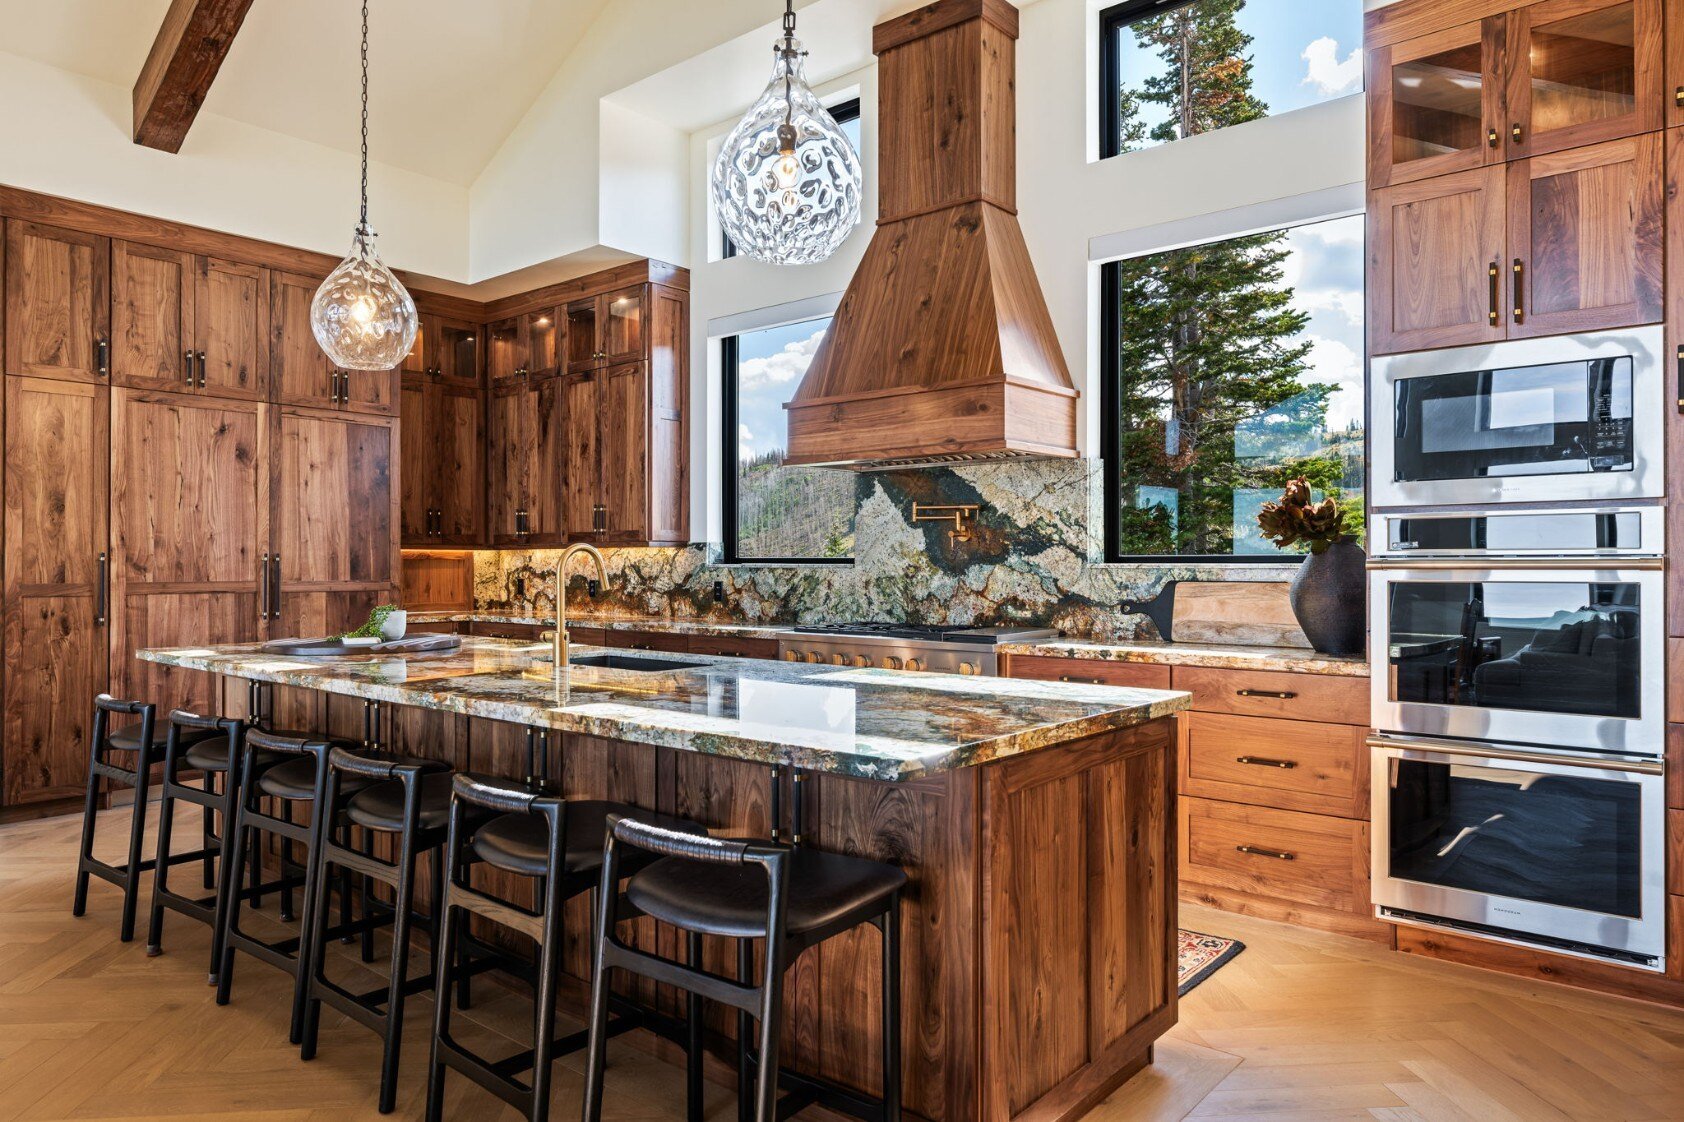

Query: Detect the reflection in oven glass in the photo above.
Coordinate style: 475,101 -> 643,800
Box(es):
1387,582 -> 1640,718
1389,760 -> 1642,918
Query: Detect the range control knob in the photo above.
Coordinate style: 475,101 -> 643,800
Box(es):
785,650 -> 802,662
959,662 -> 979,676
882,656 -> 903,670
904,658 -> 923,672
806,651 -> 825,664
853,654 -> 872,667
833,652 -> 851,666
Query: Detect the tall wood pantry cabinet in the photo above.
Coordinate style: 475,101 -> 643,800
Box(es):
0,205 -> 400,808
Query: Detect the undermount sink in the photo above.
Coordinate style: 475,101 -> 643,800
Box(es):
566,653 -> 706,673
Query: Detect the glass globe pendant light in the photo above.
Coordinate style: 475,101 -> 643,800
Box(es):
711,0 -> 862,265
312,0 -> 417,371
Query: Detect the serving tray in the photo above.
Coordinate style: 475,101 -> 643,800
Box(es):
261,634 -> 461,657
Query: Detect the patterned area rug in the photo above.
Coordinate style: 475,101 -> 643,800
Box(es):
1177,929 -> 1245,995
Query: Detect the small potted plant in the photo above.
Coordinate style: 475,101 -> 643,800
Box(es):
1257,479 -> 1365,655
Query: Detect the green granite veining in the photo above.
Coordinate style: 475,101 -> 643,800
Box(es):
139,637 -> 1190,782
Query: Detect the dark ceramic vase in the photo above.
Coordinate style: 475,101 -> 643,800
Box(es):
1289,538 -> 1366,656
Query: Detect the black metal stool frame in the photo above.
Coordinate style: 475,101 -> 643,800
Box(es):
72,695 -> 222,943
425,775 -> 648,1122
214,730 -> 390,1043
298,748 -> 448,1114
144,709 -> 265,982
581,816 -> 903,1122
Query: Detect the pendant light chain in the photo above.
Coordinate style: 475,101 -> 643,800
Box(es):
358,0 -> 371,233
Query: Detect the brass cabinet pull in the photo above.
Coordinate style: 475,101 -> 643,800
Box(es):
1237,688 -> 1296,699
1676,86 -> 1683,107
1236,755 -> 1297,769
1236,844 -> 1295,861
1487,126 -> 1499,148
269,553 -> 282,619
1060,674 -> 1103,684
1511,122 -> 1523,143
94,552 -> 107,626
1488,261 -> 1499,326
197,351 -> 207,388
1676,345 -> 1683,411
185,348 -> 196,385
1512,259 -> 1524,324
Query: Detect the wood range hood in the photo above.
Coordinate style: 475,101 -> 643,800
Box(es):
782,0 -> 1079,470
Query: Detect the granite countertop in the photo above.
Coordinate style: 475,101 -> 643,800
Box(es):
139,637 -> 1190,782
997,638 -> 1368,677
410,611 -> 784,640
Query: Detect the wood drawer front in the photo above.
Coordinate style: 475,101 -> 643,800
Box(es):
1179,796 -> 1369,914
568,625 -> 607,647
1172,665 -> 1368,726
686,635 -> 779,660
406,621 -> 461,635
1182,711 -> 1368,818
1006,655 -> 1172,689
607,629 -> 689,653
469,621 -> 545,640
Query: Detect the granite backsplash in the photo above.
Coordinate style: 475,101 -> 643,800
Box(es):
471,459 -> 1303,643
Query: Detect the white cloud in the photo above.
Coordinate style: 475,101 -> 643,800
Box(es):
1300,287 -> 1364,326
738,327 -> 828,388
1301,37 -> 1362,99
1303,335 -> 1364,430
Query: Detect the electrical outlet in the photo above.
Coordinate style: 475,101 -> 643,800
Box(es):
712,580 -> 726,604
587,579 -> 600,598
513,576 -> 526,599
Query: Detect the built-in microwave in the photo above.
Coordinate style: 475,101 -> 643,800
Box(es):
1369,563 -> 1664,758
1372,735 -> 1666,970
1371,327 -> 1663,509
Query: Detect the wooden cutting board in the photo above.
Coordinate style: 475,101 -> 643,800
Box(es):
1121,581 -> 1310,647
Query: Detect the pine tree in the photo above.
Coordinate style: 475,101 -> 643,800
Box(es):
1110,0 -> 1340,555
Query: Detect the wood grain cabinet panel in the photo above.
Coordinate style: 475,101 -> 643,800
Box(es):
399,379 -> 430,544
1369,165 -> 1509,354
1506,133 -> 1663,337
560,370 -> 600,539
270,270 -> 395,415
1181,711 -> 1369,818
1505,0 -> 1662,159
684,635 -> 780,659
1170,665 -> 1370,726
1003,654 -> 1172,689
2,378 -> 110,805
486,379 -> 529,546
402,378 -> 483,547
195,257 -> 267,400
526,375 -> 566,546
599,362 -> 649,544
109,390 -> 268,719
5,220 -> 110,383
112,241 -> 195,392
274,408 -> 397,589
1179,796 -> 1370,915
1367,17 -> 1506,191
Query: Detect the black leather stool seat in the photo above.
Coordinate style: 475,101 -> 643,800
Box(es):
627,843 -> 907,947
347,771 -> 457,832
183,740 -> 283,774
472,801 -> 706,877
107,724 -> 218,755
256,752 -> 364,801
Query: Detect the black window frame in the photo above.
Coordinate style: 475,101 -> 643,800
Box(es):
722,97 -> 863,260
1098,0 -> 1198,160
719,331 -> 854,566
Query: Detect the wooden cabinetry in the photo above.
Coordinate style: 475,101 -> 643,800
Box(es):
407,314 -> 481,386
4,221 -> 110,383
486,375 -> 565,547
565,287 -> 643,373
269,270 -> 396,415
2,378 -> 109,805
401,377 -> 482,547
112,242 -> 267,399
1370,133 -> 1662,352
1367,19 -> 1507,189
487,308 -> 561,383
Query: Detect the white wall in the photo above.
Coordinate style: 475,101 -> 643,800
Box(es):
0,50 -> 469,280
681,0 -> 1365,542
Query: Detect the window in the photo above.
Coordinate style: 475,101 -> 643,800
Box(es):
721,316 -> 855,563
1101,213 -> 1365,563
722,98 -> 863,259
1099,0 -> 1362,159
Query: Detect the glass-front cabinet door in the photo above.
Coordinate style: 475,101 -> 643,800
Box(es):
1507,0 -> 1661,157
1370,18 -> 1504,188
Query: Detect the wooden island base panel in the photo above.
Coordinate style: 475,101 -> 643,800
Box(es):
143,637 -> 1188,1122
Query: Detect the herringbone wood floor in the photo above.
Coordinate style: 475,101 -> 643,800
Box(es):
6,803 -> 1684,1121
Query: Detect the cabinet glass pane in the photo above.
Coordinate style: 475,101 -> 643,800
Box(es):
487,319 -> 521,377
439,324 -> 477,379
1392,43 -> 1485,169
603,293 -> 642,356
526,310 -> 557,372
1530,3 -> 1636,134
403,319 -> 426,373
566,304 -> 597,366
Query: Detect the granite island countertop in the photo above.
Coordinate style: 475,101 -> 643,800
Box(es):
139,637 -> 1190,781
997,638 -> 1368,676
410,611 -> 785,640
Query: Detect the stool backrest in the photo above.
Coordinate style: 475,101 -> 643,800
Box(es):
610,816 -> 756,865
245,728 -> 329,757
91,694 -> 154,761
166,708 -> 243,766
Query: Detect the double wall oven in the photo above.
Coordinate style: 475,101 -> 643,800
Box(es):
1368,328 -> 1668,971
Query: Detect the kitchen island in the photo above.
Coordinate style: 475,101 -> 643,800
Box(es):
139,638 -> 1190,1122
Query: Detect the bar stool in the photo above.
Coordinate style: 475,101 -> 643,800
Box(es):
144,709 -> 285,982
71,694 -> 219,943
215,728 -> 385,1043
298,747 -> 453,1114
582,816 -> 906,1122
424,775 -> 707,1122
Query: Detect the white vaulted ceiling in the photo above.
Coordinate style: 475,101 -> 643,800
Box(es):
0,0 -> 613,185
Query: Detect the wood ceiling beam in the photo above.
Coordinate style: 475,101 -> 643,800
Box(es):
132,0 -> 255,153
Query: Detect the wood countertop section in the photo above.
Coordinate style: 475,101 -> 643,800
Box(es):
138,637 -> 1189,781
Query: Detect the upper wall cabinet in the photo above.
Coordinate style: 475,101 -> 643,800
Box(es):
112,242 -> 267,400
1369,0 -> 1661,189
488,307 -> 561,383
1369,166 -> 1509,352
406,315 -> 481,386
269,270 -> 395,415
565,287 -> 644,373
4,221 -> 110,383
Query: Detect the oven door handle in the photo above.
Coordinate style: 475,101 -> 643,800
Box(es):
1368,736 -> 1662,775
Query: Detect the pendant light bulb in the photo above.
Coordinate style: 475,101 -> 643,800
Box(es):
711,2 -> 862,265
312,1 -> 417,371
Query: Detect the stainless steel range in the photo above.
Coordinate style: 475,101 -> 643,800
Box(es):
772,623 -> 1059,676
